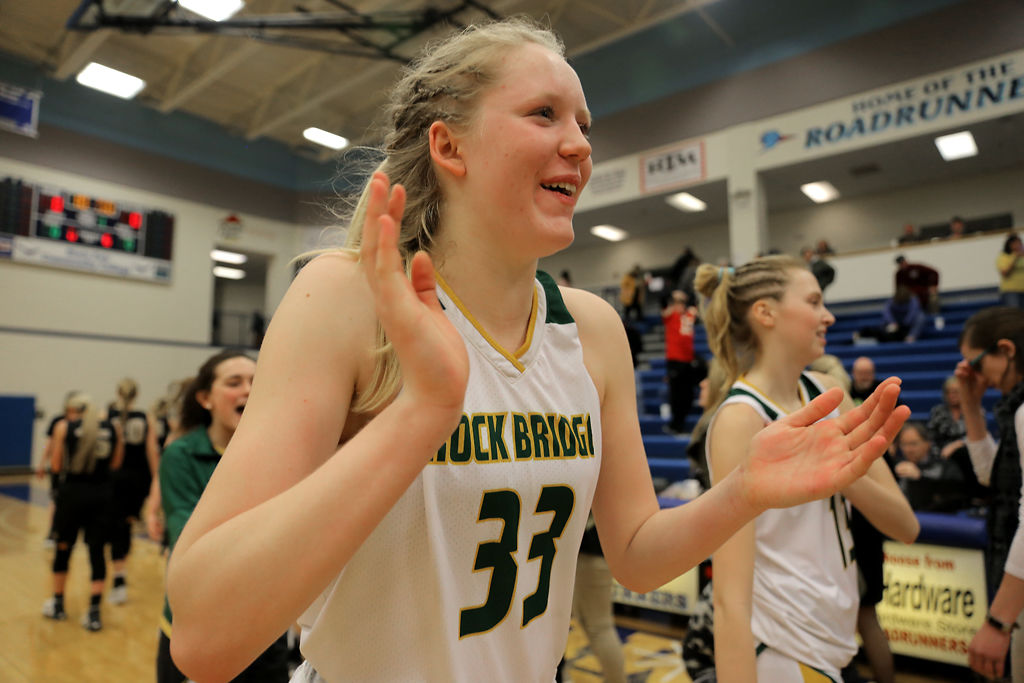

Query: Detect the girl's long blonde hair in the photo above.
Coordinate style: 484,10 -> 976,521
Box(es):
66,393 -> 101,475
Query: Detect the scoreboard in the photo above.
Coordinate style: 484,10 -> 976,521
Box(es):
0,176 -> 174,282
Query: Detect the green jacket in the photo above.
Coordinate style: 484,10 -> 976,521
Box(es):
159,427 -> 220,633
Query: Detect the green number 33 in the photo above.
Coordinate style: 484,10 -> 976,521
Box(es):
459,485 -> 575,638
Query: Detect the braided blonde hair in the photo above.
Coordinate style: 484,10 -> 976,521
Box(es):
694,255 -> 806,415
325,18 -> 564,414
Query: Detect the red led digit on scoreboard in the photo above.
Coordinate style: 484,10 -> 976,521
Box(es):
50,196 -> 64,213
128,212 -> 142,229
101,233 -> 114,249
66,228 -> 79,243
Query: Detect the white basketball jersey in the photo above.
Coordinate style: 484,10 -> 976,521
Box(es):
707,373 -> 858,676
295,272 -> 602,682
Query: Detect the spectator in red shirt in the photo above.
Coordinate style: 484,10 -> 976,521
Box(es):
895,255 -> 940,314
661,290 -> 701,435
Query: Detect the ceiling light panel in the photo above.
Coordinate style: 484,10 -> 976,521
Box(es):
665,192 -> 707,212
303,127 -> 349,150
75,63 -> 146,99
211,249 -> 248,264
213,265 -> 246,279
800,181 -> 840,204
590,225 -> 628,242
934,130 -> 978,161
177,0 -> 245,22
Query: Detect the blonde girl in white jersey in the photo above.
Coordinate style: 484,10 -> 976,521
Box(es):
164,20 -> 912,683
696,257 -> 920,683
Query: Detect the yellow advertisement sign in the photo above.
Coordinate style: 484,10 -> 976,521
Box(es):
612,567 -> 700,615
877,542 -> 986,666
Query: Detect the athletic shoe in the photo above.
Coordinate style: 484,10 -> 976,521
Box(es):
42,598 -> 67,621
109,585 -> 127,605
82,609 -> 102,632
43,537 -> 56,550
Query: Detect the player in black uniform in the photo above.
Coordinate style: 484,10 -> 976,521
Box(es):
107,378 -> 160,604
42,393 -> 123,630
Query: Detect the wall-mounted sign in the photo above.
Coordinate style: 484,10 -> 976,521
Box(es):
0,82 -> 41,138
876,541 -> 986,666
640,140 -> 705,194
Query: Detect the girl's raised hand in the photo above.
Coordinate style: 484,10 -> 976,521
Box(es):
359,172 -> 469,427
954,358 -> 988,408
739,378 -> 910,511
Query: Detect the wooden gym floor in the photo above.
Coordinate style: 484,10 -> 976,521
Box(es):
0,476 -> 970,682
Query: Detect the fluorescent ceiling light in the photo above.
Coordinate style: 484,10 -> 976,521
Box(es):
213,265 -> 246,280
665,192 -> 707,212
303,127 -> 350,151
590,225 -> 628,242
934,130 -> 978,161
177,0 -> 245,21
211,248 -> 248,264
800,181 -> 840,204
75,63 -> 146,99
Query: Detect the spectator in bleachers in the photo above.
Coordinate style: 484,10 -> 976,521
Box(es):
948,216 -> 967,240
998,233 -> 1024,309
669,246 -> 700,300
897,223 -> 921,245
850,356 -> 879,404
892,422 -> 963,496
855,286 -> 926,344
894,254 -> 940,315
661,290 -> 701,436
960,307 -> 1024,681
816,239 -> 836,256
927,376 -> 967,457
557,269 -> 572,287
801,246 -> 835,292
619,264 -> 645,321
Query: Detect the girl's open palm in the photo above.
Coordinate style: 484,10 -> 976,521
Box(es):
360,173 -> 469,418
740,379 -> 910,510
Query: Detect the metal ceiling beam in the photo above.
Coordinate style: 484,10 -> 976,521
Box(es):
244,54 -> 328,138
53,30 -> 112,80
245,58 -> 392,140
568,0 -> 721,57
574,0 -> 630,27
244,0 -> 518,142
159,40 -> 259,112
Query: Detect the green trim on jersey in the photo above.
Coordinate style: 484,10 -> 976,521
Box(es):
727,387 -> 780,421
536,271 -> 574,325
799,373 -> 823,400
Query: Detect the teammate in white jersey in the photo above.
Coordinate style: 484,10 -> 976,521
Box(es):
696,257 -> 920,683
164,20 -> 912,683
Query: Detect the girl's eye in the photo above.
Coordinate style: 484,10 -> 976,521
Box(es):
535,106 -> 555,120
578,121 -> 591,139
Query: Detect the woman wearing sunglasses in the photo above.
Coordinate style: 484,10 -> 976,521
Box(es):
960,306 -> 1024,681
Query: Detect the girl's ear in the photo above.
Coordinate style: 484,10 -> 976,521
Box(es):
750,299 -> 776,329
195,390 -> 212,411
429,121 -> 466,178
998,338 -> 1017,360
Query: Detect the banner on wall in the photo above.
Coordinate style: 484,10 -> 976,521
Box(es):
756,48 -> 1024,164
639,140 -> 706,194
0,82 -> 40,138
612,565 -> 700,615
876,542 -> 986,666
